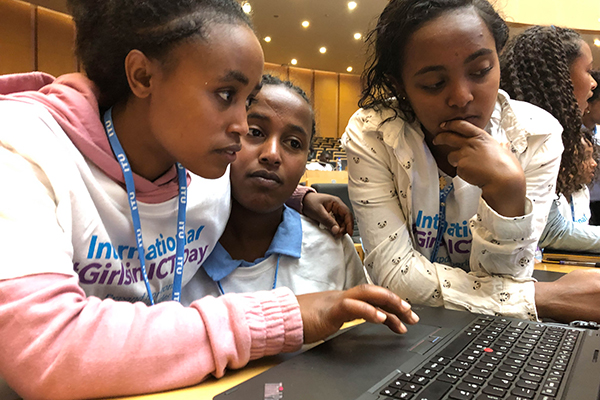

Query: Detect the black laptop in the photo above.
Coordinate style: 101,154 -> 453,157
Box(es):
215,271 -> 600,400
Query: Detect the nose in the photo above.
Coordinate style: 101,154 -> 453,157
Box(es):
259,136 -> 282,166
591,76 -> 598,91
447,79 -> 474,109
228,105 -> 249,137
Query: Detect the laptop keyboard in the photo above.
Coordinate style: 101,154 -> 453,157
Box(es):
371,316 -> 581,400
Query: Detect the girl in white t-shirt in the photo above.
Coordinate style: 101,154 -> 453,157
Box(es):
0,1 -> 418,398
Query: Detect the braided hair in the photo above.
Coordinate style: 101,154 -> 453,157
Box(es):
500,26 -> 589,197
67,0 -> 252,108
360,0 -> 508,124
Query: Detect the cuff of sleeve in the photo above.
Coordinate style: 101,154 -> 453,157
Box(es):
287,185 -> 316,214
477,196 -> 534,240
242,287 -> 303,360
497,278 -> 539,321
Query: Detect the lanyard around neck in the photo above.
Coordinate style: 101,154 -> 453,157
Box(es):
217,255 -> 281,296
102,107 -> 188,304
570,195 -> 576,222
430,177 -> 454,263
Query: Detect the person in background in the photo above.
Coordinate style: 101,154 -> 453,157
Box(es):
183,75 -> 366,302
0,0 -> 418,398
555,136 -> 596,224
583,70 -> 600,225
500,26 -> 600,251
306,148 -> 334,171
344,0 -> 600,324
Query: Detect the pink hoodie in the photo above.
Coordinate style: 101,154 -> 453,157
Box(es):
0,73 -> 304,399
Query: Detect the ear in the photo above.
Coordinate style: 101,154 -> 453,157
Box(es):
124,49 -> 161,99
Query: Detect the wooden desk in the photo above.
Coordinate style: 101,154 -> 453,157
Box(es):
300,170 -> 347,186
534,261 -> 594,274
110,263 -> 594,400
113,356 -> 284,400
111,321 -> 363,400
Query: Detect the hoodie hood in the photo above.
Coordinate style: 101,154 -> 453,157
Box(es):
0,72 -> 185,203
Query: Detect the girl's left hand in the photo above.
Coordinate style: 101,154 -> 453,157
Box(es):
433,119 -> 526,217
303,192 -> 354,238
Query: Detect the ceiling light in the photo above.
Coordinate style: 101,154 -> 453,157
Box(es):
348,1 -> 357,10
595,38 -> 600,47
241,2 -> 252,14
319,47 -> 327,54
347,67 -> 353,72
291,59 -> 298,65
302,21 -> 310,28
354,33 -> 362,40
264,36 -> 272,43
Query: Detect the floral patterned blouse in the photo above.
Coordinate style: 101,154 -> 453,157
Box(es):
342,90 -> 563,320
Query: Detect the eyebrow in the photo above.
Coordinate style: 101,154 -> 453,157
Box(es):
414,48 -> 494,76
220,70 -> 249,85
247,112 -> 309,137
464,48 -> 493,64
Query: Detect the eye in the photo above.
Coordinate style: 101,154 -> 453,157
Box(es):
471,65 -> 493,78
420,80 -> 445,91
217,90 -> 234,103
248,127 -> 264,137
289,138 -> 303,149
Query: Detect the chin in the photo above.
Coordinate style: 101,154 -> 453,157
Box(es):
246,194 -> 287,213
189,163 -> 230,180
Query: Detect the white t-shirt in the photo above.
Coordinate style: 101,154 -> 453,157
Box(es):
181,210 -> 366,304
0,100 -> 230,303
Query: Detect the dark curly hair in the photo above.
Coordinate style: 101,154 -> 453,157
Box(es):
260,74 -> 316,142
500,26 -> 590,198
67,0 -> 252,108
359,0 -> 508,123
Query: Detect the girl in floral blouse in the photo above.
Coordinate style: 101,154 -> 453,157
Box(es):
344,0 -> 600,323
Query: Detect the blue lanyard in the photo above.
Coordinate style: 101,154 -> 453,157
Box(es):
103,108 -> 187,304
217,255 -> 280,295
570,195 -> 576,222
430,180 -> 454,263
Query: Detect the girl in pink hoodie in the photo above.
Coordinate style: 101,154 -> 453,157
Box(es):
0,0 -> 418,399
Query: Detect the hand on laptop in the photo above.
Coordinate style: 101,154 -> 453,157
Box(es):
535,269 -> 600,322
297,284 -> 419,343
302,192 -> 354,238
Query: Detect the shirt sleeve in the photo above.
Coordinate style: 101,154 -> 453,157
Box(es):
539,198 -> 600,252
285,185 -> 316,214
341,234 -> 368,288
343,110 -> 538,321
469,127 -> 562,278
0,273 -> 303,400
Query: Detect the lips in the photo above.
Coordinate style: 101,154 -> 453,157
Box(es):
218,144 -> 242,155
248,169 -> 282,184
447,115 -> 479,123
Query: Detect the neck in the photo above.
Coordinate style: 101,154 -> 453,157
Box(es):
111,99 -> 176,181
219,199 -> 284,262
